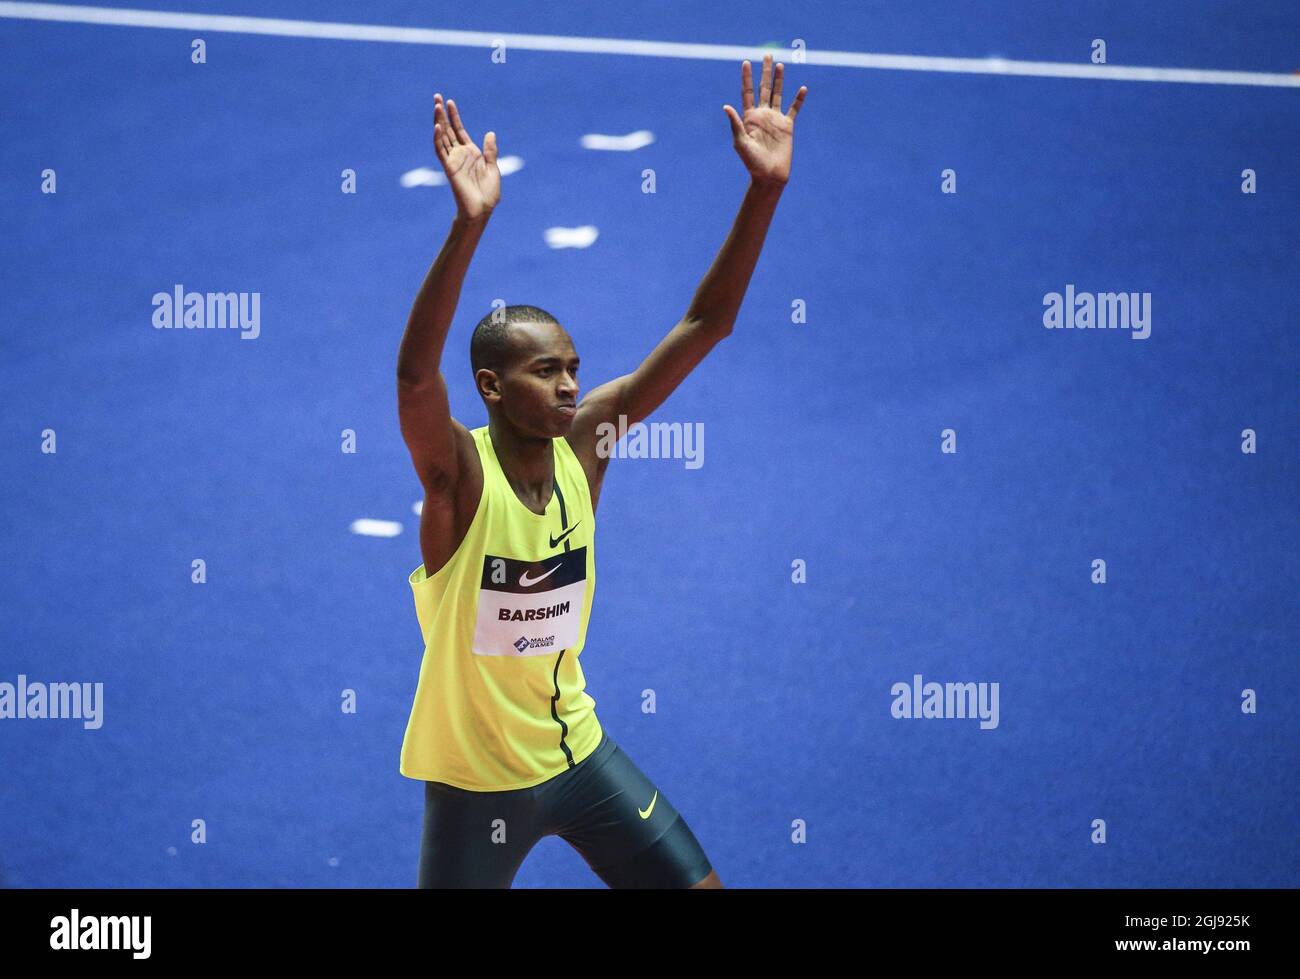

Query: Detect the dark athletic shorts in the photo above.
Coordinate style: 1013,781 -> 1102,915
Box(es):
417,730 -> 713,888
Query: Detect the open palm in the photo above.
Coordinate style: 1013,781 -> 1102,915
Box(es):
723,54 -> 807,185
433,93 -> 500,219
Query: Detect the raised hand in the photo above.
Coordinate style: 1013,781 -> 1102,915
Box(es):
722,54 -> 808,186
433,93 -> 500,220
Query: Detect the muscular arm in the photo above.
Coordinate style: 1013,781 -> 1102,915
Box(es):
567,55 -> 808,489
617,178 -> 784,423
397,94 -> 500,489
396,213 -> 488,486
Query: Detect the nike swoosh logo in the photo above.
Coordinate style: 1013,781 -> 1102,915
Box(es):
519,562 -> 563,587
639,791 -> 658,819
549,521 -> 581,549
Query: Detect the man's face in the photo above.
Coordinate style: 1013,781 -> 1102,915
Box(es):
482,321 -> 580,437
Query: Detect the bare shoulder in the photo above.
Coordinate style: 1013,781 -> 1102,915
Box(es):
453,417 -> 483,486
565,381 -> 624,513
417,419 -> 484,575
561,429 -> 601,501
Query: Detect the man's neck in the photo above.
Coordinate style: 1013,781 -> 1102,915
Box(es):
488,417 -> 554,497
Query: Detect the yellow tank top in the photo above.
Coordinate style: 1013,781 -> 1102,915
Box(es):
400,425 -> 602,790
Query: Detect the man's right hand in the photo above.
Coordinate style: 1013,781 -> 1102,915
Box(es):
433,93 -> 500,221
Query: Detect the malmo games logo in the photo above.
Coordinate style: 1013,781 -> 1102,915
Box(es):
514,634 -> 556,652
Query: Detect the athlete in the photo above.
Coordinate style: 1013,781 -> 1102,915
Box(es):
396,55 -> 807,888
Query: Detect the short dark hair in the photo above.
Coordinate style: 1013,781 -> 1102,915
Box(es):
470,304 -> 563,377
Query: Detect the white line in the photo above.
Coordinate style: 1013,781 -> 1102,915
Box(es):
2,1 -> 1299,88
350,518 -> 402,538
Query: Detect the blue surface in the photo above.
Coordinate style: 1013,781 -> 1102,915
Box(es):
1,1 -> 1297,887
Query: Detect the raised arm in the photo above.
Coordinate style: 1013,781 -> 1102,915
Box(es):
397,94 -> 500,489
572,55 -> 808,444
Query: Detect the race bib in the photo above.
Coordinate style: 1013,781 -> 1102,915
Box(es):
472,548 -> 587,657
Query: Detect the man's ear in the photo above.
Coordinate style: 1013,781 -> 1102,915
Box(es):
476,368 -> 501,403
